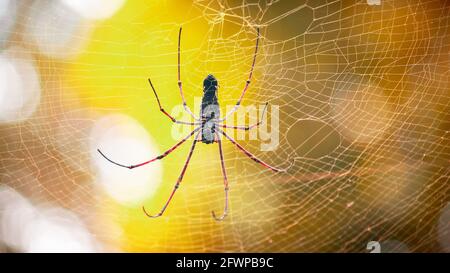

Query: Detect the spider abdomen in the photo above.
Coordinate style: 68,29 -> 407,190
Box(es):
201,120 -> 216,144
200,74 -> 220,144
200,98 -> 219,144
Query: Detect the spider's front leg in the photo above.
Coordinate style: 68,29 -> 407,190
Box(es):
218,27 -> 260,123
177,27 -> 198,121
148,78 -> 201,125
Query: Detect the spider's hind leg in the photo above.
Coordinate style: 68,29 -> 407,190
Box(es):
217,128 -> 288,172
143,131 -> 201,218
211,132 -> 229,221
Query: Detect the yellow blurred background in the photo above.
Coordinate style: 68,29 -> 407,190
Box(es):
0,0 -> 449,252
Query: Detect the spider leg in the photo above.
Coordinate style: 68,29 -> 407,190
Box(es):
217,128 -> 287,172
177,27 -> 199,121
143,130 -> 201,218
97,127 -> 200,169
218,27 -> 260,122
148,78 -> 200,125
211,132 -> 229,221
219,102 -> 268,131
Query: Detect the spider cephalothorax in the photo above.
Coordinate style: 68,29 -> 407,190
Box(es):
203,74 -> 218,92
97,27 -> 287,221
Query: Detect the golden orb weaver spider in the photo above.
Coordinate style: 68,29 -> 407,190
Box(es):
97,27 -> 287,221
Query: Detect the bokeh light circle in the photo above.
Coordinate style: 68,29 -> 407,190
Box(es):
61,0 -> 126,20
0,0 -> 17,49
23,0 -> 92,60
0,186 -> 98,252
0,47 -> 41,123
90,114 -> 163,206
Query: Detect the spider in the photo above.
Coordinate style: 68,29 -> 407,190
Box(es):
97,27 -> 287,221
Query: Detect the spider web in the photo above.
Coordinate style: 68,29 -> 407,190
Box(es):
0,0 -> 449,252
